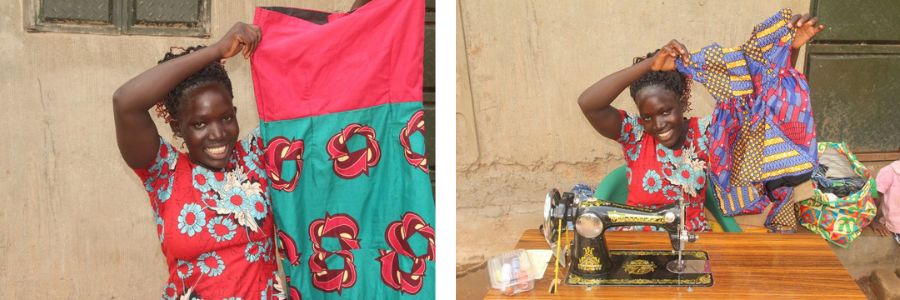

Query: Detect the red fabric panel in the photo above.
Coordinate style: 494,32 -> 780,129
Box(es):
251,0 -> 423,122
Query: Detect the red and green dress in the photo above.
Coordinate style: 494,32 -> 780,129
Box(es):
134,129 -> 282,299
250,0 -> 435,298
616,110 -> 712,232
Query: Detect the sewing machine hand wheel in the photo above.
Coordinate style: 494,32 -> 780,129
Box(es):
541,189 -> 563,245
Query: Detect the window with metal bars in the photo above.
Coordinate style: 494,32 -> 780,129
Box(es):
25,0 -> 210,37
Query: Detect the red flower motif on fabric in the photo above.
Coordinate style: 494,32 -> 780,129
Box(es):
277,229 -> 302,266
264,137 -> 304,192
308,213 -> 361,294
399,110 -> 428,173
326,124 -> 380,179
377,212 -> 435,294
663,166 -> 674,177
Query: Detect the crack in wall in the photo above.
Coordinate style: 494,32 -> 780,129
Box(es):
457,0 -> 483,166
457,152 -> 620,174
457,155 -> 625,269
36,77 -> 60,271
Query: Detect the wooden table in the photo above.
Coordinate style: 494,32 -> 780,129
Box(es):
484,229 -> 864,299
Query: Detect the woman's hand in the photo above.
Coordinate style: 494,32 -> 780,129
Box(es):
789,14 -> 825,50
215,22 -> 262,59
651,40 -> 690,71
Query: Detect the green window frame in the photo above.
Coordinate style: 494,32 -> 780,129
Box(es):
24,0 -> 210,37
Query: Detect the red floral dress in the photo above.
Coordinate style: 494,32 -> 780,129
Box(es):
616,110 -> 712,232
134,129 -> 283,299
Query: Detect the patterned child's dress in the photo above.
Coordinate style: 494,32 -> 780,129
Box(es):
675,9 -> 818,230
251,0 -> 435,298
616,110 -> 712,232
134,129 -> 281,299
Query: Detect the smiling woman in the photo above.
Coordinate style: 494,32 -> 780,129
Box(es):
575,11 -> 826,233
577,41 -> 713,232
111,22 -> 283,298
173,84 -> 239,169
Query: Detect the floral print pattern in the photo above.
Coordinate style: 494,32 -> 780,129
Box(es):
192,167 -> 218,193
156,214 -> 165,243
133,128 -> 277,298
198,251 -> 226,277
144,142 -> 176,203
202,165 -> 267,233
176,260 -> 193,280
163,283 -> 177,300
616,110 -> 711,232
207,216 -> 237,242
626,143 -> 641,161
642,170 -> 663,193
178,204 -> 206,237
618,113 -> 644,144
661,185 -> 683,202
245,241 -> 263,263
671,161 -> 705,196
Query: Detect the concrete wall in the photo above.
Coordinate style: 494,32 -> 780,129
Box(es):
0,1 -> 357,298
456,0 -> 810,271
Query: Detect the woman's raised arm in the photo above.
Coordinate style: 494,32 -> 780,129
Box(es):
577,40 -> 689,140
112,22 -> 259,169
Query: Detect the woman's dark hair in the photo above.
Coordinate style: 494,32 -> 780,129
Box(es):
154,45 -> 234,123
629,50 -> 692,112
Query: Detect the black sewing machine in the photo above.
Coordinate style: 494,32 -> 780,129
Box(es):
541,189 -> 713,287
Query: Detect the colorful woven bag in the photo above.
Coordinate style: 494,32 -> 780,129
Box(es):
676,9 -> 818,220
251,0 -> 436,298
798,142 -> 877,247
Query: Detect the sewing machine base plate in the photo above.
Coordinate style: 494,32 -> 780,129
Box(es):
565,250 -> 713,287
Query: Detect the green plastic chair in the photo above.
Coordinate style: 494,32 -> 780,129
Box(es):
593,165 -> 742,232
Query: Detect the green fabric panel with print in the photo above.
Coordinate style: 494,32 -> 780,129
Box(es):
251,1 -> 435,298
260,102 -> 435,299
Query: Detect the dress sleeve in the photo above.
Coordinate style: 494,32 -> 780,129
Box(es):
741,8 -> 797,75
675,44 -> 754,104
674,9 -> 797,103
616,109 -> 644,145
132,138 -> 178,203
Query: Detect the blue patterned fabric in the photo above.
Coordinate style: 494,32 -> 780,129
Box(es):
675,9 -> 818,221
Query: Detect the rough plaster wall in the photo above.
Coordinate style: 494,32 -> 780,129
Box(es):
456,0 -> 809,271
0,0 -> 356,298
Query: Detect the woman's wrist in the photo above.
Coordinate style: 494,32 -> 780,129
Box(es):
209,41 -> 228,59
635,58 -> 654,72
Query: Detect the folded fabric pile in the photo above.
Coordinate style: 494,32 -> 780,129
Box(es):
811,164 -> 868,198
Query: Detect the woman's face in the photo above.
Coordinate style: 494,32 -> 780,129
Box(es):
635,85 -> 687,149
173,84 -> 239,170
